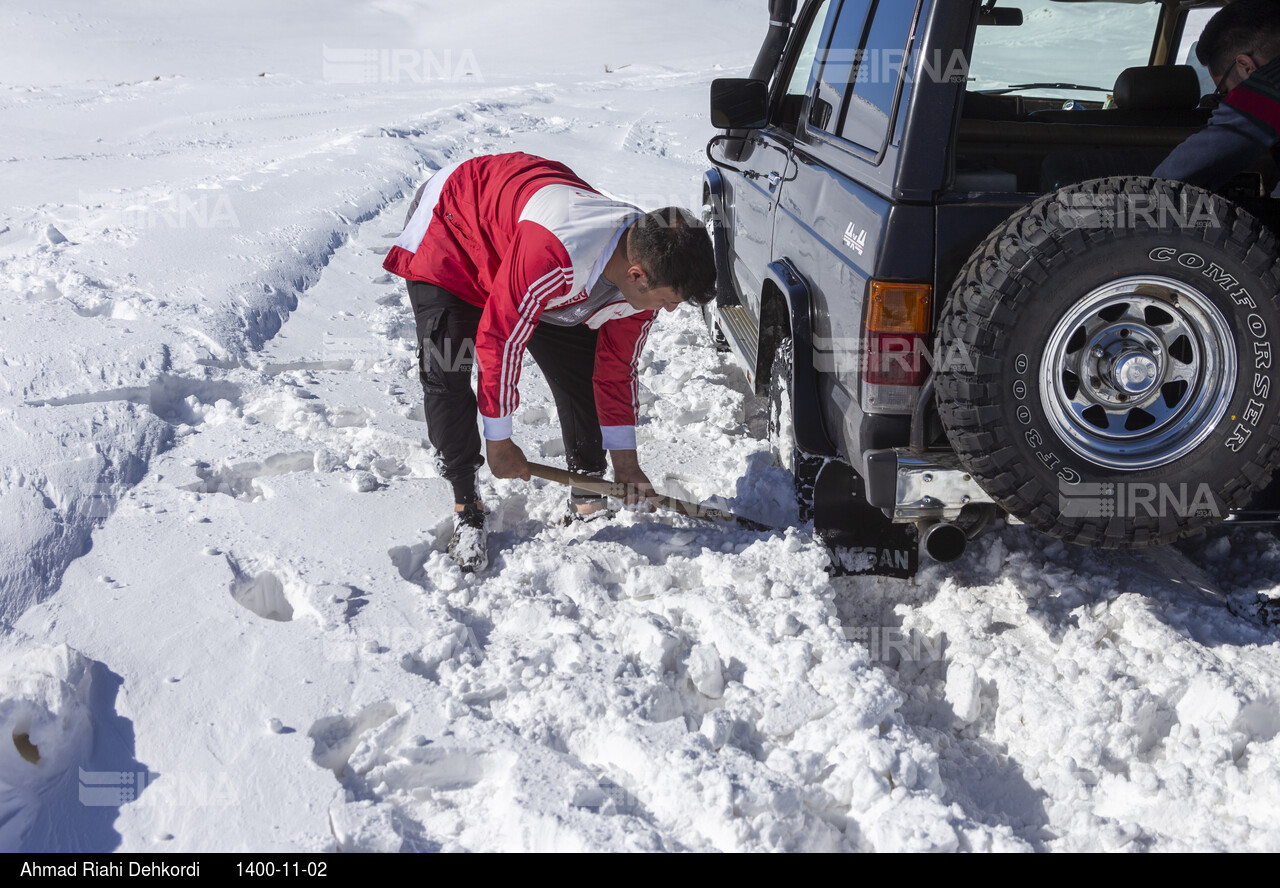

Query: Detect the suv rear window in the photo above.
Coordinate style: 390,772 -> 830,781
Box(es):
969,0 -> 1162,103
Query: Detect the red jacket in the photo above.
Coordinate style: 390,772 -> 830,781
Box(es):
384,153 -> 656,449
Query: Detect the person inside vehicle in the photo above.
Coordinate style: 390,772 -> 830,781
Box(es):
1154,0 -> 1280,190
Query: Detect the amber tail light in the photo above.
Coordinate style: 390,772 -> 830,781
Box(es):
864,282 -> 933,387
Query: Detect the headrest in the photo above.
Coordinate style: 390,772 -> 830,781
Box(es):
1113,65 -> 1202,111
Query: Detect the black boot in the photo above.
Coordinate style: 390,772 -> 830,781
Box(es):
448,504 -> 488,572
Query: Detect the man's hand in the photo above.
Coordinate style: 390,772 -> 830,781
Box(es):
609,449 -> 657,509
487,438 -> 531,481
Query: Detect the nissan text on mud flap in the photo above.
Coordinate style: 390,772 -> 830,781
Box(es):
703,0 -> 1280,578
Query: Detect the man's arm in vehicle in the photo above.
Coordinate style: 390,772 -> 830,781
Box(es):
1153,102 -> 1279,191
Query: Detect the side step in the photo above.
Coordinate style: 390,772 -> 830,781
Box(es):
716,304 -> 760,389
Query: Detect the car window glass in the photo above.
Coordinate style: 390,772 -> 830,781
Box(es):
1176,7 -> 1220,97
839,0 -> 918,150
969,0 -> 1162,102
809,0 -> 873,134
782,0 -> 834,99
773,0 -> 837,134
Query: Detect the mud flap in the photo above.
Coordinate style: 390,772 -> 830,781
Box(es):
812,460 -> 919,579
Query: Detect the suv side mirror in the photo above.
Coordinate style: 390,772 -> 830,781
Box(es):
711,79 -> 769,129
978,8 -> 1023,26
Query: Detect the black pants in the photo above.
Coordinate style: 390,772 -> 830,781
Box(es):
407,281 -> 608,505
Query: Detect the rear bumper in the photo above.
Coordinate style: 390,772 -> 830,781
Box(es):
865,448 -> 997,522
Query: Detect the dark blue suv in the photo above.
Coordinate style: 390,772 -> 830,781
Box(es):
705,1 -> 1280,577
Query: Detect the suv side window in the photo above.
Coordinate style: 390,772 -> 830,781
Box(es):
809,0 -> 873,135
776,0 -> 836,133
839,0 -> 920,151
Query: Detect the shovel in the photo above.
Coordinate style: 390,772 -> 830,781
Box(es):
527,462 -> 771,531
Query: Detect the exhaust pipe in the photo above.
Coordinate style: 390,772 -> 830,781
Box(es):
919,520 -> 968,563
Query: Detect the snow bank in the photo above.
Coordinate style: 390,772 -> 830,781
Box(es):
0,642 -> 95,850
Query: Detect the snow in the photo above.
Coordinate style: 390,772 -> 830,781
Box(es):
1,0 -> 1279,854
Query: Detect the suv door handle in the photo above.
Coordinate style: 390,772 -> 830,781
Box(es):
767,171 -> 783,189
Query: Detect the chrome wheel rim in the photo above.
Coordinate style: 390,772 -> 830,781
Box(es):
1039,275 -> 1237,471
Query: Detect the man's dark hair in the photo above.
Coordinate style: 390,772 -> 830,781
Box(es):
627,207 -> 717,305
1197,0 -> 1280,76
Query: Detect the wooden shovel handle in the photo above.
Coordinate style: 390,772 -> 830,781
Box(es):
526,461 -> 763,528
527,462 -> 631,499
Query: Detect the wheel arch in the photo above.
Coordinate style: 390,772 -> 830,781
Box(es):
702,167 -> 724,204
702,168 -> 740,309
759,259 -> 836,456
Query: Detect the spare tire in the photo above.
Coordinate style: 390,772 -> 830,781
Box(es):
936,177 -> 1280,547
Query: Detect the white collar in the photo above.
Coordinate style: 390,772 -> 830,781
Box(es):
586,214 -> 641,294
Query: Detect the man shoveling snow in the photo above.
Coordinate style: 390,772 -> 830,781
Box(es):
384,152 -> 716,571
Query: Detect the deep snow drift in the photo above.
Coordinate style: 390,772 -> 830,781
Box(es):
2,0 -> 1280,853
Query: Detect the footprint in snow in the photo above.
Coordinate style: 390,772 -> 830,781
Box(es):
226,557 -> 296,622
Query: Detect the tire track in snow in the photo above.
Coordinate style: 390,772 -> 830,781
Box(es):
0,80 -> 574,629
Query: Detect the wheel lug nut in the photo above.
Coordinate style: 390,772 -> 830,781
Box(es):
1092,347 -> 1105,358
